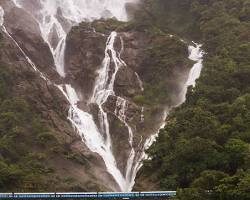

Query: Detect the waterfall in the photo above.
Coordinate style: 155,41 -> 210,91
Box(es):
90,31 -> 137,191
0,6 -> 48,81
89,31 -> 128,191
186,43 -> 204,87
179,42 -> 204,104
11,0 -> 134,77
91,32 -> 125,104
57,84 -> 127,191
0,6 -> 4,26
135,42 -> 205,181
3,0 -> 204,192
135,72 -> 144,92
114,97 -> 135,191
8,0 -> 137,191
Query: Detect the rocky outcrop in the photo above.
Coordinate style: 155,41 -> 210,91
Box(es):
1,0 -> 61,83
0,23 -> 119,192
64,20 -> 192,180
0,0 -> 192,191
65,23 -> 106,102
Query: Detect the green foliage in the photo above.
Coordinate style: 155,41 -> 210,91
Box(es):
133,95 -> 148,105
138,0 -> 250,199
0,63 -> 62,192
141,36 -> 191,106
36,132 -> 57,145
0,67 -> 14,98
91,18 -> 127,34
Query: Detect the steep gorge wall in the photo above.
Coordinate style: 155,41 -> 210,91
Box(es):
0,25 -> 117,192
64,20 -> 192,190
134,1 -> 250,199
0,0 -> 194,191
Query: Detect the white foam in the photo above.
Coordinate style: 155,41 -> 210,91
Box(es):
134,42 -> 205,189
0,6 -> 4,26
11,0 -> 134,77
9,0 -> 139,191
179,43 -> 205,103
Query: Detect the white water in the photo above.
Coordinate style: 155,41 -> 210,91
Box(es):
57,84 -> 127,191
114,97 -> 135,191
91,32 -> 126,104
3,0 -> 204,192
135,72 -> 144,92
179,42 -> 204,103
186,43 -> 204,87
153,43 -> 204,140
8,0 -> 139,191
0,6 -> 48,81
90,31 -> 138,191
11,0 -> 135,77
0,6 -> 4,26
136,42 -> 204,177
90,31 -> 128,191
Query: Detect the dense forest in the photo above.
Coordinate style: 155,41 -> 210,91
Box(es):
1,0 -> 250,197
0,63 -> 57,190
135,0 -> 250,199
0,34 -> 91,191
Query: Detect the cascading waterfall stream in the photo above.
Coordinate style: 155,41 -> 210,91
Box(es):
137,42 -> 204,173
89,31 -> 128,191
3,0 -> 204,192
11,0 -> 135,77
57,84 -> 127,191
179,42 -> 204,104
115,97 -> 136,191
90,31 -> 137,191
9,0 -> 138,191
0,6 -> 48,81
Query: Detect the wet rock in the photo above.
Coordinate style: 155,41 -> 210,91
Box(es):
65,24 -> 106,101
0,25 -> 120,191
63,19 -> 192,188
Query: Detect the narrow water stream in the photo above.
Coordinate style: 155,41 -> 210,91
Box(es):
1,1 -> 204,192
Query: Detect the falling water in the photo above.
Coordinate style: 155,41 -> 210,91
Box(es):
11,0 -> 134,77
135,42 -> 205,182
135,72 -> 144,92
89,31 -> 128,191
8,0 -> 139,191
186,43 -> 204,87
114,97 -> 135,191
3,0 -> 204,192
0,6 -> 48,81
90,31 -> 137,191
57,84 -> 127,191
179,42 -> 204,104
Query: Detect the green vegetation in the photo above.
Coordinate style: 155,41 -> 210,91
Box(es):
87,16 -> 193,135
92,18 -> 127,34
142,37 -> 192,106
137,0 -> 250,199
0,66 -> 55,191
0,57 -> 83,191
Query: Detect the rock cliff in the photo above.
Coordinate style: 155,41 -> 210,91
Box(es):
0,0 -> 192,191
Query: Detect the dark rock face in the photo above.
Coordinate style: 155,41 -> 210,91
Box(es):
0,27 -> 120,191
65,24 -> 106,102
1,1 -> 61,83
114,65 -> 142,97
0,0 -> 192,190
64,21 -> 192,179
